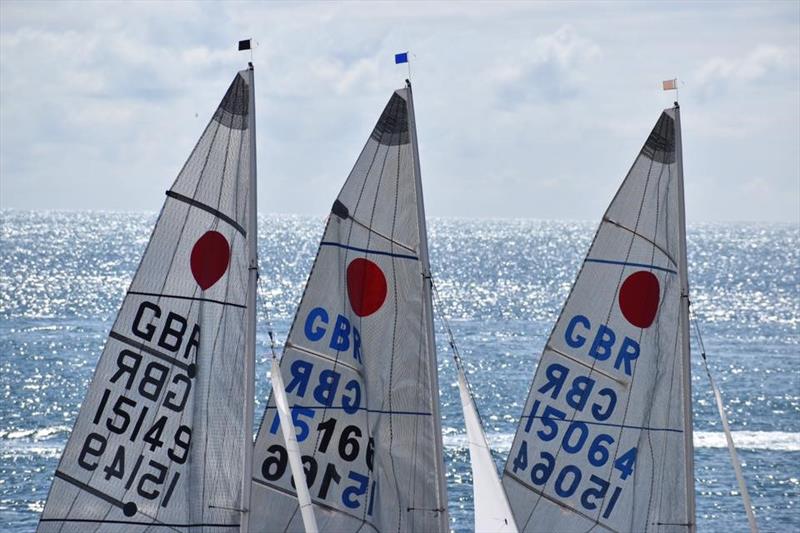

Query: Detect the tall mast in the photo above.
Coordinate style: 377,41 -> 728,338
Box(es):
241,62 -> 258,533
674,103 -> 696,532
404,80 -> 449,531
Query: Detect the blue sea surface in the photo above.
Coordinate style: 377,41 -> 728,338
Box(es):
0,211 -> 798,531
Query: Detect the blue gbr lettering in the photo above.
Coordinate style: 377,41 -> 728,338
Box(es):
304,307 -> 363,364
537,362 -> 616,422
285,359 -> 362,414
564,315 -> 640,376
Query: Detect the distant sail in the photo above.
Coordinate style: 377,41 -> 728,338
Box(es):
38,70 -> 255,531
456,368 -> 518,532
502,107 -> 695,532
250,85 -> 449,532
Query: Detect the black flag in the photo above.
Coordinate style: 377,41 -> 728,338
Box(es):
238,39 -> 251,51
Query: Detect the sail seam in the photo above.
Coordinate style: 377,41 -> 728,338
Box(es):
108,331 -> 193,373
261,405 -> 432,416
602,216 -> 677,266
319,241 -> 419,261
346,213 -> 417,254
39,518 -> 239,528
165,190 -> 246,236
126,290 -> 246,308
544,345 -> 628,386
516,414 -> 683,434
584,257 -> 677,275
285,341 -> 364,376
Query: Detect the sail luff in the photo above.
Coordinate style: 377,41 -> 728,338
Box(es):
674,104 -> 696,532
241,63 -> 258,533
405,80 -> 450,529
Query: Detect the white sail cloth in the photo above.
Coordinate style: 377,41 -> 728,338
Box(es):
38,70 -> 254,532
456,369 -> 518,533
502,108 -> 694,532
249,88 -> 448,532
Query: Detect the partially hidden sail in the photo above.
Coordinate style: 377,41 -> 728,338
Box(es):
38,68 -> 256,532
502,106 -> 695,532
456,365 -> 518,532
249,84 -> 449,532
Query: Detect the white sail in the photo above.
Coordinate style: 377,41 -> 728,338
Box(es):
271,356 -> 320,533
250,85 -> 449,532
456,368 -> 518,532
502,106 -> 695,532
38,69 -> 255,532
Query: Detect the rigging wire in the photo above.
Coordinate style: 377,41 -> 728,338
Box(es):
690,306 -> 759,533
429,278 -> 489,431
257,277 -> 280,361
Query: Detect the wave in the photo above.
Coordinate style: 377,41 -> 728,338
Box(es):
1,426 -> 797,461
442,430 -> 800,453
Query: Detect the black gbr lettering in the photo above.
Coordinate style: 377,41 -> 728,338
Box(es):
111,350 -> 142,390
158,312 -> 186,352
164,373 -> 192,412
139,362 -> 169,401
132,301 -> 160,341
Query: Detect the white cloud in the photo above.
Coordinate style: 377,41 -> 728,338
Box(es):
0,1 -> 797,222
694,45 -> 795,100
489,25 -> 601,105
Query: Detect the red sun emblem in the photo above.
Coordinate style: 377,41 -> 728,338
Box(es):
347,258 -> 388,317
618,270 -> 660,328
190,231 -> 230,290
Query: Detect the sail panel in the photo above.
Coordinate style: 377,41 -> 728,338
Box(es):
502,109 -> 692,532
38,70 -> 254,532
250,88 -> 447,532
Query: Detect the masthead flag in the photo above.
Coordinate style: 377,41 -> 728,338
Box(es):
395,52 -> 409,64
663,78 -> 677,91
239,39 -> 252,51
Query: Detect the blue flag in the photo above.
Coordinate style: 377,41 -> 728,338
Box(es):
395,52 -> 408,64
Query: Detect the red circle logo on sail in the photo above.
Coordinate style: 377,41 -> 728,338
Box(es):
347,258 -> 387,317
618,271 -> 660,328
190,230 -> 230,290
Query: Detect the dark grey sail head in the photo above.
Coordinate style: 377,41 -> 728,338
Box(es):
370,92 -> 409,146
641,112 -> 675,164
213,73 -> 249,130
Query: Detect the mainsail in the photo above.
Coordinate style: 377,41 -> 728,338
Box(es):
249,83 -> 449,532
38,68 -> 256,532
502,106 -> 696,532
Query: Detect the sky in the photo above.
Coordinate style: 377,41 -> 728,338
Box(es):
1,1 -> 798,223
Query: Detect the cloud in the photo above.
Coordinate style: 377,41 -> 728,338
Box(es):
0,1 -> 797,222
693,45 -> 795,100
489,25 -> 601,106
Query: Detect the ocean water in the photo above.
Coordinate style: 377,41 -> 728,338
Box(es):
0,210 -> 797,532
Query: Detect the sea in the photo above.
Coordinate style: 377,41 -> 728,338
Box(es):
1,211 -> 797,532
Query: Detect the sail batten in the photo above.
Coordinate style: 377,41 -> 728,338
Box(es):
502,107 -> 694,532
38,70 -> 255,533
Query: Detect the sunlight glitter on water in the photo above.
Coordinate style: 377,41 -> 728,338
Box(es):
1,211 -> 798,531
